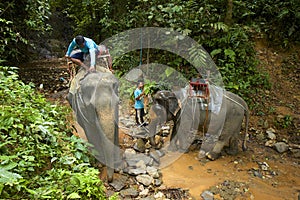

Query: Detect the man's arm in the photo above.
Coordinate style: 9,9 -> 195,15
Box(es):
65,39 -> 76,57
135,90 -> 144,100
89,48 -> 96,68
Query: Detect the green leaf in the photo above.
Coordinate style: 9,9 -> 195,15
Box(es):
62,156 -> 76,165
1,162 -> 17,171
210,49 -> 222,57
67,192 -> 81,199
224,49 -> 236,62
0,168 -> 22,183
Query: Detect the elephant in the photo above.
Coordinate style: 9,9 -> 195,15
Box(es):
148,85 -> 249,161
67,66 -> 121,182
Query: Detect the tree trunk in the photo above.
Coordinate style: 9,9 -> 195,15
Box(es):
224,0 -> 233,26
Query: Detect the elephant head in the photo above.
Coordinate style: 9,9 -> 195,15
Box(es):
67,66 -> 120,182
148,90 -> 181,147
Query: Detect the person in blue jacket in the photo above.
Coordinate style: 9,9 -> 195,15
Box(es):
134,81 -> 147,126
65,35 -> 99,72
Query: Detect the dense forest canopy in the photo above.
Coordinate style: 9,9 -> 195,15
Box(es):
1,0 -> 299,98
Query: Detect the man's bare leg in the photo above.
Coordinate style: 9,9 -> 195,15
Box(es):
70,58 -> 89,71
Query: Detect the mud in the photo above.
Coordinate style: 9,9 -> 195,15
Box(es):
160,149 -> 300,199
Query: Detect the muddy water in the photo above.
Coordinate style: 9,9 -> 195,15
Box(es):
160,151 -> 300,199
74,122 -> 300,199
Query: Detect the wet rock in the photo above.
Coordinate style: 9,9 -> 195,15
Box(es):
136,174 -> 154,186
201,190 -> 214,200
154,191 -> 165,199
136,160 -> 147,170
258,162 -> 269,171
154,135 -> 162,145
156,150 -> 165,157
124,148 -> 136,157
265,140 -> 276,147
109,175 -> 128,191
127,168 -> 147,175
139,196 -> 155,200
153,178 -> 163,187
147,166 -> 160,179
161,125 -> 170,136
274,142 -> 289,153
120,187 -> 139,198
290,149 -> 300,158
252,169 -> 263,178
123,119 -> 136,127
145,141 -> 152,149
266,128 -> 276,140
134,128 -> 149,138
134,138 -> 146,152
125,153 -> 153,166
150,150 -> 161,164
139,188 -> 149,197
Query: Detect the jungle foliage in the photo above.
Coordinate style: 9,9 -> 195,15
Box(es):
0,66 -> 118,199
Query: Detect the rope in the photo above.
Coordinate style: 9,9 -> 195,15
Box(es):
139,28 -> 143,66
224,94 -> 247,111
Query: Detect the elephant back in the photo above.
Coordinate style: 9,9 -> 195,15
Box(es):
224,91 -> 248,111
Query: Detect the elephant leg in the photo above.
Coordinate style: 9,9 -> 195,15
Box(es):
148,118 -> 159,147
225,119 -> 242,155
176,109 -> 195,152
206,121 -> 230,160
225,136 -> 239,155
106,167 -> 114,182
199,108 -> 225,159
178,129 -> 196,153
206,114 -> 243,160
206,140 -> 226,160
168,120 -> 180,151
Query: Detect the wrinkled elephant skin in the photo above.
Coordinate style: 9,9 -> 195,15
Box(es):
148,88 -> 249,161
67,67 -> 120,182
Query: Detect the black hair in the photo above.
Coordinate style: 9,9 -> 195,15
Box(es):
75,35 -> 85,45
137,80 -> 144,86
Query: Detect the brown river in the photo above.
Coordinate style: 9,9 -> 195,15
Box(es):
160,149 -> 300,199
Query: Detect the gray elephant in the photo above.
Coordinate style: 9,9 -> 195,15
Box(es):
148,85 -> 249,160
67,66 -> 120,182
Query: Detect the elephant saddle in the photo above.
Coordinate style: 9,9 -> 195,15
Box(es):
189,78 -> 209,99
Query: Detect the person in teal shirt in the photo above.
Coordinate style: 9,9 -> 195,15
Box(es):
134,81 -> 147,126
65,35 -> 99,72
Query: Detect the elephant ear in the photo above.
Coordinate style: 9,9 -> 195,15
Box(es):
168,96 -> 181,116
154,90 -> 181,116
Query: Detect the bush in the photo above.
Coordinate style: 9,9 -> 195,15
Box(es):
0,66 -> 114,199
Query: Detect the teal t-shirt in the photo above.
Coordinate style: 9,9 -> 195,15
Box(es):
134,88 -> 144,109
66,37 -> 99,67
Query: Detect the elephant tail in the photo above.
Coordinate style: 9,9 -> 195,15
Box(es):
242,103 -> 249,151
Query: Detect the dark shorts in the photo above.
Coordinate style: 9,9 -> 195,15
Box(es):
71,52 -> 85,62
